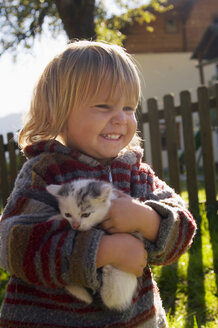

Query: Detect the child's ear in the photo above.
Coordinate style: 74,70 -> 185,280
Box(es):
46,184 -> 61,197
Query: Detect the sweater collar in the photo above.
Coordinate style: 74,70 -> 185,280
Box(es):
24,140 -> 143,167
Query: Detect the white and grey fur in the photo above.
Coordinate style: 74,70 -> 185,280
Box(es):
46,179 -> 138,311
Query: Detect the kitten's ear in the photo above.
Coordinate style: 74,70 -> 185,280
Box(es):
46,184 -> 61,197
99,183 -> 112,202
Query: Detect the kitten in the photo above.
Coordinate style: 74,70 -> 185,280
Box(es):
46,179 -> 138,311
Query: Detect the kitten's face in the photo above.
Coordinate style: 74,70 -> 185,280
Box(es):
47,179 -> 112,230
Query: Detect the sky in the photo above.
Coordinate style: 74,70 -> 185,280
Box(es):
0,0 -> 149,119
0,34 -> 68,118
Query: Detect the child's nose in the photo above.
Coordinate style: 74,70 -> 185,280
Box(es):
111,111 -> 127,125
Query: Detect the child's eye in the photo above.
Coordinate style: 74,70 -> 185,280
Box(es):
65,213 -> 72,218
95,104 -> 110,110
123,106 -> 135,112
81,213 -> 91,218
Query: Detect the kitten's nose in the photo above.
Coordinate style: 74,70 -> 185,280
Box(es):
72,221 -> 80,229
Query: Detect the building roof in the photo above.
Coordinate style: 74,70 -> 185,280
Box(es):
192,23 -> 218,60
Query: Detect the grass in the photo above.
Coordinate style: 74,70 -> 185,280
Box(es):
0,270 -> 9,306
180,180 -> 208,205
0,191 -> 217,327
152,202 -> 218,328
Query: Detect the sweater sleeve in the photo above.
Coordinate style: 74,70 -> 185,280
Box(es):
0,161 -> 104,293
132,163 -> 197,266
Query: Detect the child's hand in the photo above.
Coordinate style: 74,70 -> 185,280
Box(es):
102,191 -> 161,242
96,234 -> 148,277
102,192 -> 141,234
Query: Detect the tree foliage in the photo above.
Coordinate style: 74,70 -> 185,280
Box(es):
0,0 -> 171,55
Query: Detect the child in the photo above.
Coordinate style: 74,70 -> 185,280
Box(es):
0,40 -> 196,328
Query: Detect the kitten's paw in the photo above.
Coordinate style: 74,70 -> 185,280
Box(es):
66,285 -> 93,304
101,265 -> 137,311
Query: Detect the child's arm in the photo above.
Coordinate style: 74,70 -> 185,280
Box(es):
102,163 -> 197,266
0,160 -> 103,294
102,193 -> 161,242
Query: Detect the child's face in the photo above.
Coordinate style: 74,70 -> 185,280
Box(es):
65,83 -> 137,162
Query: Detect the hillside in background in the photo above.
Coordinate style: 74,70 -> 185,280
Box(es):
0,113 -> 23,142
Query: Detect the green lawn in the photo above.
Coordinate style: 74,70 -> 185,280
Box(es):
152,203 -> 218,328
180,180 -> 208,205
0,270 -> 9,306
0,195 -> 217,327
153,178 -> 218,328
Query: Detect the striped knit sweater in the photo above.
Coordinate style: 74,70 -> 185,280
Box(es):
0,140 -> 196,328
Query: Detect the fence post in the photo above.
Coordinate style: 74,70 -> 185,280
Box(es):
147,98 -> 163,179
197,86 -> 217,211
0,135 -> 9,207
7,132 -> 18,189
164,94 -> 180,194
214,82 -> 218,129
137,102 -> 146,162
180,91 -> 199,215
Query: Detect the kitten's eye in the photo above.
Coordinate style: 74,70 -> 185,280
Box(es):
65,213 -> 72,218
81,213 -> 90,218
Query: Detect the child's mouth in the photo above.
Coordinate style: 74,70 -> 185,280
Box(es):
102,134 -> 122,140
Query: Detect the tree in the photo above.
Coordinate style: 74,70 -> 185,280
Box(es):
0,0 -> 171,55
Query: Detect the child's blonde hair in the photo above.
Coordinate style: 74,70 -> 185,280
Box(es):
18,40 -> 142,150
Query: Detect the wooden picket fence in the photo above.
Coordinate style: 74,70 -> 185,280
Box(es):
0,84 -> 217,215
138,83 -> 218,215
0,132 -> 26,207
